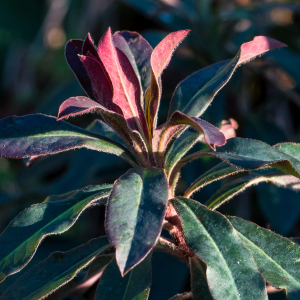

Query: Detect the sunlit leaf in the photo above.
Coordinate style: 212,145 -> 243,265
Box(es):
0,184 -> 111,282
169,36 -> 286,117
106,167 -> 168,275
171,197 -> 267,299
229,216 -> 300,299
1,237 -> 110,300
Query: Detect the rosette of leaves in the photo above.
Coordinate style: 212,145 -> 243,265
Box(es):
0,27 -> 299,300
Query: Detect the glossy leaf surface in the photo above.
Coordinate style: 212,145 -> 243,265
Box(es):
184,162 -> 241,198
171,197 -> 267,300
1,237 -> 110,300
0,114 -> 137,166
95,254 -> 152,300
229,216 -> 300,299
97,28 -> 148,139
113,31 -> 153,99
145,30 -> 190,136
65,39 -> 94,99
169,36 -> 286,117
206,172 -> 300,210
106,167 -> 168,275
0,184 -> 112,283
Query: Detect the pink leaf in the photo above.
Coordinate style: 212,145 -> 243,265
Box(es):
58,96 -> 149,166
219,119 -> 238,140
97,28 -> 149,141
145,30 -> 190,137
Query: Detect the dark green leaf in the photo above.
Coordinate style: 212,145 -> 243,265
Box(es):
106,167 -> 168,275
0,114 -> 137,166
1,237 -> 110,300
190,257 -> 213,300
95,254 -> 152,300
228,216 -> 300,299
0,184 -> 112,282
169,37 -> 286,117
171,197 -> 267,299
184,162 -> 241,198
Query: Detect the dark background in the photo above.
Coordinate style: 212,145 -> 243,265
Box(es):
1,0 -> 300,299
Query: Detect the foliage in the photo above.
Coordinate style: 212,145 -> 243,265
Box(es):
0,24 -> 300,300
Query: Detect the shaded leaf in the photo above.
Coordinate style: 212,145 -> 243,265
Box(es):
169,36 -> 286,117
97,28 -> 149,141
0,114 -> 137,166
113,31 -> 153,101
228,216 -> 300,300
171,197 -> 267,300
106,167 -> 168,275
190,257 -> 213,300
145,30 -> 190,137
65,39 -> 94,99
184,162 -> 241,198
153,111 -> 225,167
0,184 -> 112,282
95,254 -> 152,300
1,237 -> 110,300
57,97 -> 148,166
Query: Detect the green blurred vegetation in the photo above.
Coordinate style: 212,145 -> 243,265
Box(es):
1,0 -> 300,299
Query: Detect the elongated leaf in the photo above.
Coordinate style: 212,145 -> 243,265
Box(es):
95,254 -> 152,300
0,114 -> 137,166
228,216 -> 300,299
205,172 -> 300,209
58,97 -> 148,165
97,28 -> 149,141
153,111 -> 225,167
184,162 -> 241,198
106,167 -> 168,276
145,30 -> 190,137
0,184 -> 112,283
82,33 -> 99,59
113,31 -> 153,100
190,257 -> 213,300
173,138 -> 300,184
169,36 -> 286,117
1,237 -> 110,300
65,39 -> 94,99
171,197 -> 267,300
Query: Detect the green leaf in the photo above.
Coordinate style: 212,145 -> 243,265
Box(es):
171,197 -> 267,300
1,237 -> 110,300
169,36 -> 286,117
0,114 -> 137,166
106,167 -> 168,276
95,254 -> 152,300
0,184 -> 112,283
173,138 -> 300,183
190,256 -> 213,300
205,172 -> 300,210
184,162 -> 241,198
228,216 -> 300,299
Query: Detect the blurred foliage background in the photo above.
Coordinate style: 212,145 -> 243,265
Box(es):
1,0 -> 300,299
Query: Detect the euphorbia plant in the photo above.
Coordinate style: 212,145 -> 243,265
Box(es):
0,27 -> 300,300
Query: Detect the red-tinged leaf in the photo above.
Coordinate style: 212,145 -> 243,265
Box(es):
65,39 -> 94,99
82,33 -> 99,60
219,119 -> 238,140
112,31 -> 153,102
169,36 -> 287,117
145,30 -> 190,137
153,111 -> 225,167
0,114 -> 137,166
58,96 -> 149,166
97,28 -> 149,141
79,55 -> 121,114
